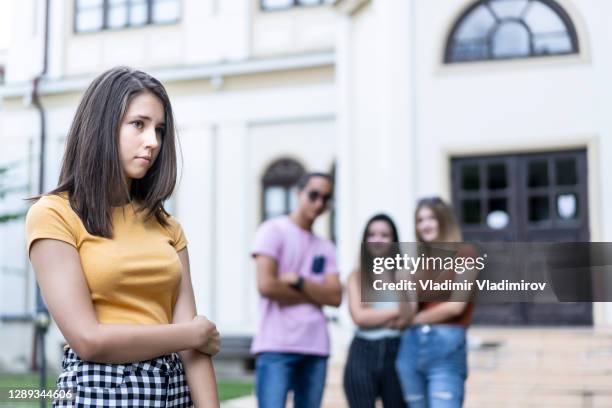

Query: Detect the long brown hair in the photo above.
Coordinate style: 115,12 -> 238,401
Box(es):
38,66 -> 179,238
414,197 -> 462,242
357,213 -> 401,292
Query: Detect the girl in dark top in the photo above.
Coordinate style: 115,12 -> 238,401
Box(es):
395,197 -> 474,408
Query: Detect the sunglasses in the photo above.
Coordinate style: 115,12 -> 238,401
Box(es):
307,190 -> 333,205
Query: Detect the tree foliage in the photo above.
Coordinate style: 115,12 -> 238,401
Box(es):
0,162 -> 28,224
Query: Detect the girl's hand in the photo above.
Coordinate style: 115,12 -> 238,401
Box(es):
192,316 -> 220,356
387,308 -> 413,330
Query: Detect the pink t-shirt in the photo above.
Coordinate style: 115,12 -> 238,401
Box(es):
251,216 -> 338,356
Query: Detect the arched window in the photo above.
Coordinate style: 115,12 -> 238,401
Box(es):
445,0 -> 579,63
261,159 -> 305,221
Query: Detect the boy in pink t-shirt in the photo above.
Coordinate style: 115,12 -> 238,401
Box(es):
251,173 -> 342,408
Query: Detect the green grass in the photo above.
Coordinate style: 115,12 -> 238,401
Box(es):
217,379 -> 254,401
0,372 -> 56,388
0,372 -> 253,403
0,372 -> 62,407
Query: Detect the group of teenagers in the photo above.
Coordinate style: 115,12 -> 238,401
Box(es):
252,172 -> 472,408
25,67 -> 471,408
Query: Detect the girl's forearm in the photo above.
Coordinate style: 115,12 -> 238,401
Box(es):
353,307 -> 398,328
413,302 -> 466,325
82,322 -> 198,364
179,350 -> 220,407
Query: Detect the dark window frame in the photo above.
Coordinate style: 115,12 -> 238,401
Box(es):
451,149 -> 589,241
444,0 -> 579,64
260,0 -> 329,12
73,0 -> 181,34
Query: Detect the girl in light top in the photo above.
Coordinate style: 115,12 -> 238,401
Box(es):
26,67 -> 219,407
343,214 -> 407,407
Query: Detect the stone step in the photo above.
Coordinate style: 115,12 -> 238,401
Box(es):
224,329 -> 612,407
466,381 -> 612,394
463,393 -> 607,408
321,328 -> 612,407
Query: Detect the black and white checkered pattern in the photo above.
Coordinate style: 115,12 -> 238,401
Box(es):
53,347 -> 193,407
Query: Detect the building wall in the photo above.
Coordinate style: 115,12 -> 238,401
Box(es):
2,0 -> 612,370
5,0 -> 336,82
61,0 -> 250,75
5,0 -> 45,82
418,0 -> 612,327
338,0 -> 612,327
251,0 -> 336,56
336,0 -> 416,277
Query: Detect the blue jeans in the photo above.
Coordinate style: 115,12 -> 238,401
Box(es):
255,352 -> 328,408
395,325 -> 467,408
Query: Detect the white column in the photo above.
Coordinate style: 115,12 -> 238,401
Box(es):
176,125 -> 217,319
47,0 -> 66,80
335,0 -> 418,251
213,122 -> 254,333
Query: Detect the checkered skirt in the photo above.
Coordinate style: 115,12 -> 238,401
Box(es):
53,347 -> 193,407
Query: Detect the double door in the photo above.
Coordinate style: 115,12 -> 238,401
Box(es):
451,150 -> 591,325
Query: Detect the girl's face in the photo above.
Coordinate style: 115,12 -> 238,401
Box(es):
416,206 -> 439,242
118,91 -> 165,184
366,220 -> 394,257
366,220 -> 394,243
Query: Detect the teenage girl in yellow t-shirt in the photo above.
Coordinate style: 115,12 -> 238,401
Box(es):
26,66 -> 219,407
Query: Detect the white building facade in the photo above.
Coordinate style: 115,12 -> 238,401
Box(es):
0,0 -> 611,369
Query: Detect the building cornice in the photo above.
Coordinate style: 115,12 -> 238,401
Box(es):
0,51 -> 335,99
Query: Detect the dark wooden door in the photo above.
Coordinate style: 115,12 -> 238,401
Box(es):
451,150 -> 591,325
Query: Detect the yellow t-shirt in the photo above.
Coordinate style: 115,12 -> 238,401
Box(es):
25,194 -> 187,325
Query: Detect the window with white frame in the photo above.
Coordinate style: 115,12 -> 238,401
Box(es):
74,0 -> 180,33
261,159 -> 305,221
445,0 -> 579,63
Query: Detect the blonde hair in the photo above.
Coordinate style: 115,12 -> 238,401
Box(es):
414,197 -> 462,242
